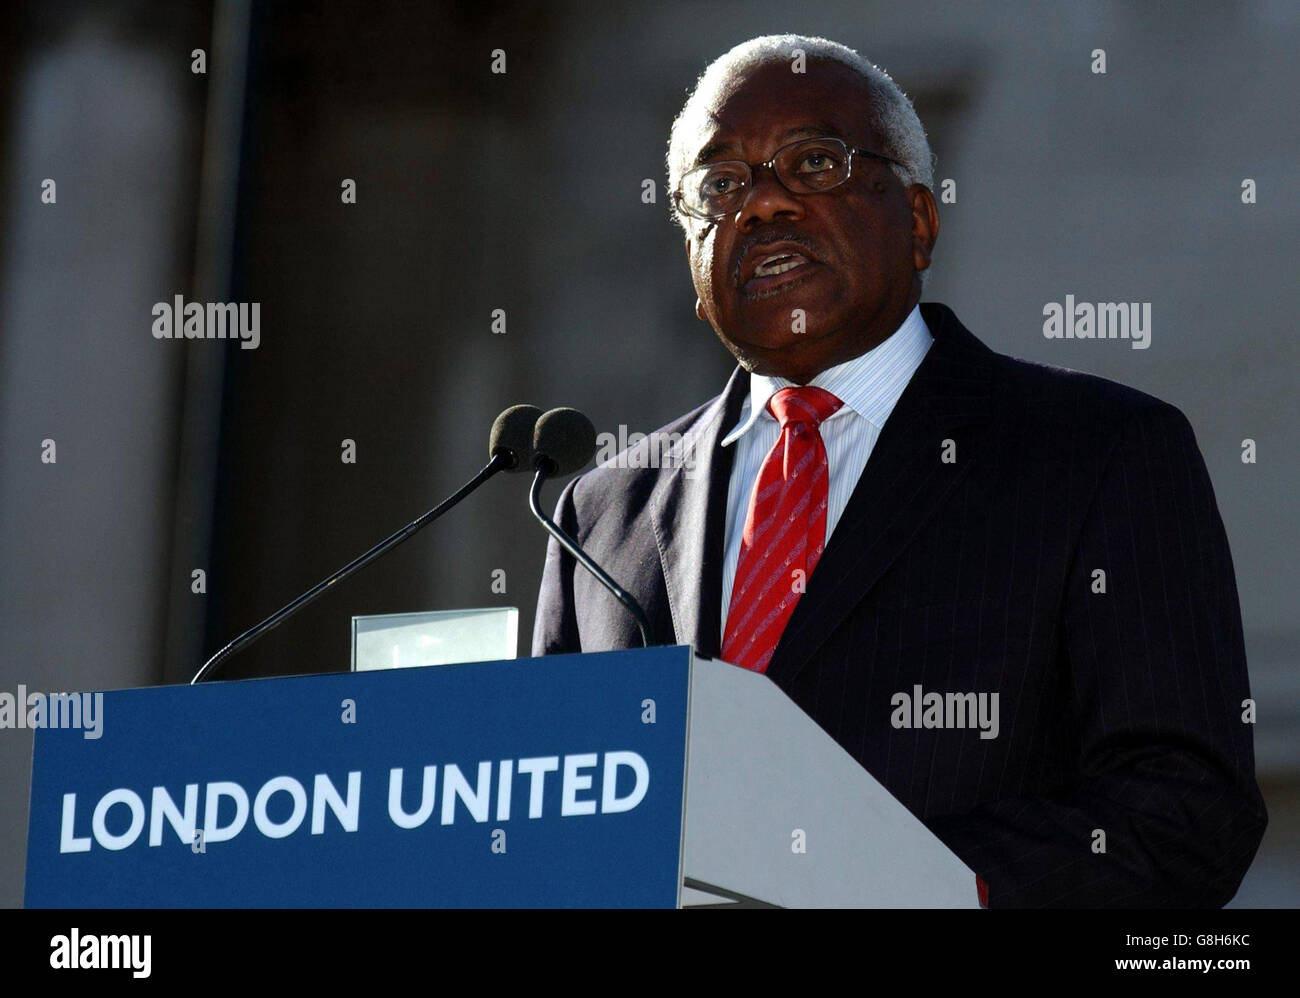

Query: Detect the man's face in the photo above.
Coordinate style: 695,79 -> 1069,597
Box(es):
680,59 -> 938,384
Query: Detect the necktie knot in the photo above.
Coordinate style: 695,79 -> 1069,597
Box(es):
767,386 -> 843,430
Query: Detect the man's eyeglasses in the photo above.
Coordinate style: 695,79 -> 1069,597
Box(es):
674,135 -> 903,222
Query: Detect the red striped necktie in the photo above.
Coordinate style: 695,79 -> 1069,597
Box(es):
721,385 -> 844,673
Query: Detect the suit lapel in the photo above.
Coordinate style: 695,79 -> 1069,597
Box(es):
650,365 -> 748,656
763,303 -> 997,688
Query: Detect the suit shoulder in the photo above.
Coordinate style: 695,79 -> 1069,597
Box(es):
988,349 -> 1191,431
565,391 -> 722,529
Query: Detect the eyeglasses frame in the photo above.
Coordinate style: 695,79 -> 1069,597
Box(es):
673,135 -> 905,222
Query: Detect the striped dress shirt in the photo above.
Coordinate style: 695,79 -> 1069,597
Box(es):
719,304 -> 933,635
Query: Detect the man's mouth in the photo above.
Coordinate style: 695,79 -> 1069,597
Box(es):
742,252 -> 818,296
753,252 -> 809,277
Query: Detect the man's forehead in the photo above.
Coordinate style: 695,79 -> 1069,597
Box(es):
688,59 -> 872,162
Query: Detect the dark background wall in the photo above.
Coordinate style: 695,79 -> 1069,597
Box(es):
1,0 -> 1297,907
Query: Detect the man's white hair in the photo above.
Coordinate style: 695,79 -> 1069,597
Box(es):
667,34 -> 936,231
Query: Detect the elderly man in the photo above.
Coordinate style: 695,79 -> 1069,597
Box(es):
532,34 -> 1266,908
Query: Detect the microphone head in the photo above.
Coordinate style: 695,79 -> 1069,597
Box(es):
489,404 -> 543,471
533,407 -> 597,477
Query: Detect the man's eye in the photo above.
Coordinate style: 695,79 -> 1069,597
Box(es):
798,152 -> 837,173
702,174 -> 742,197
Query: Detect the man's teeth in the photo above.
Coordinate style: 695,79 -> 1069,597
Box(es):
753,254 -> 807,277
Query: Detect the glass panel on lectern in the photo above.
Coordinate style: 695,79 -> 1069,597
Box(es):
350,607 -> 518,671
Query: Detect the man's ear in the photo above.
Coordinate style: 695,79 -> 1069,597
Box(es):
684,233 -> 708,322
909,184 -> 940,273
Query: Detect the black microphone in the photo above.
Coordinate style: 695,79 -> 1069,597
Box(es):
528,407 -> 656,647
191,404 -> 543,684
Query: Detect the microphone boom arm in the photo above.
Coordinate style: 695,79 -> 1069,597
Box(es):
191,451 -> 511,684
529,468 -> 655,648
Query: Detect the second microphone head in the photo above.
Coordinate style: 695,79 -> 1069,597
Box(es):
533,407 -> 597,477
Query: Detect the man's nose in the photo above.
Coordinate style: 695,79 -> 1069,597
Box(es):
737,166 -> 805,228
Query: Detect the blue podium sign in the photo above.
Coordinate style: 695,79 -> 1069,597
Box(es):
25,646 -> 692,907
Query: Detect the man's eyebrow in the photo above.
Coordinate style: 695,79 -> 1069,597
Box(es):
693,122 -> 846,165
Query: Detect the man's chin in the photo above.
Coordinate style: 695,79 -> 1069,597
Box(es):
730,298 -> 838,342
718,332 -> 826,375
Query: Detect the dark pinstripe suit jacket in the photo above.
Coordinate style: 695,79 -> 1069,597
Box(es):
531,302 -> 1267,907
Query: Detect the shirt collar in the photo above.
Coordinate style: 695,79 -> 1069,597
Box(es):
720,303 -> 934,447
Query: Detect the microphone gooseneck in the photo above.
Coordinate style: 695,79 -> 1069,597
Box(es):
191,405 -> 542,684
529,407 -> 655,648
